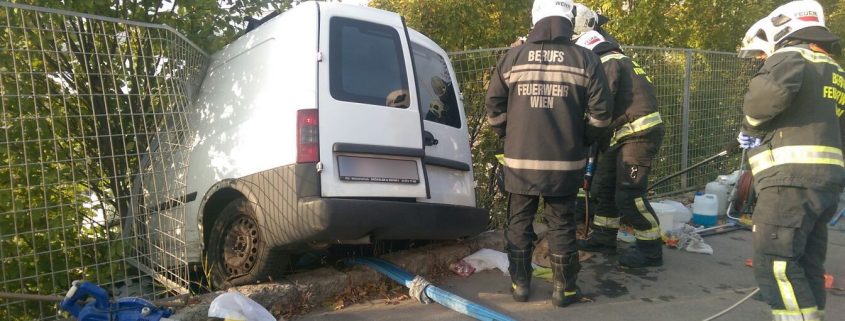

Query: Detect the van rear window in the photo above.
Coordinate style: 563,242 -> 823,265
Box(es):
329,17 -> 409,108
412,43 -> 462,128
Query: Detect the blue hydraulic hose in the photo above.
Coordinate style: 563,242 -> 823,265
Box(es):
347,257 -> 516,321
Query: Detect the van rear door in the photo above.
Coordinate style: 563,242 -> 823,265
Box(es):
410,38 -> 476,207
317,6 -> 427,198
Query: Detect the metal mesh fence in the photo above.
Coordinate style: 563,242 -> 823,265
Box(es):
450,48 -> 510,228
450,47 -> 758,226
0,3 -> 206,320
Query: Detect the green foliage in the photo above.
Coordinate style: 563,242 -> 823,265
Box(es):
9,0 -> 295,53
370,0 -> 533,51
581,0 -> 844,54
0,1 -> 289,319
372,0 -> 844,57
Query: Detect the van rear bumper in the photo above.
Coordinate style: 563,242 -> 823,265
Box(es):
297,197 -> 489,241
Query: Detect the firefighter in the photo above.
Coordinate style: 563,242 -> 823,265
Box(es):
571,5 -> 666,268
485,0 -> 613,307
737,1 -> 844,320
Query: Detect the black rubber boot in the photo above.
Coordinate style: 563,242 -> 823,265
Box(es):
619,239 -> 663,268
551,253 -> 582,307
577,227 -> 617,253
507,248 -> 533,302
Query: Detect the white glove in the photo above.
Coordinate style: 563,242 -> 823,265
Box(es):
737,132 -> 762,149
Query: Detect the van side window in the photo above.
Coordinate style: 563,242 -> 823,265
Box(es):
411,43 -> 461,128
329,17 -> 409,108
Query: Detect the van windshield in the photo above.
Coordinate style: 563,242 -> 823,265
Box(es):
329,17 -> 409,108
412,43 -> 461,128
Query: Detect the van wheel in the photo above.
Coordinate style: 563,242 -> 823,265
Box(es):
207,198 -> 289,289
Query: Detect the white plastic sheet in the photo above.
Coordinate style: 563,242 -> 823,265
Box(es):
461,249 -> 510,276
208,291 -> 276,321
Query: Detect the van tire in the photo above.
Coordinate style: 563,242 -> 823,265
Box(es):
207,198 -> 289,289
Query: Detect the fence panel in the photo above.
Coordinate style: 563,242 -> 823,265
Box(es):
682,50 -> 758,188
449,48 -> 510,227
0,3 -> 206,320
449,46 -> 759,227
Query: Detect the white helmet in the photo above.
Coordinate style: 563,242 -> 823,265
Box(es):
574,30 -> 607,51
738,18 -> 775,58
766,0 -> 830,45
572,3 -> 599,39
532,0 -> 576,26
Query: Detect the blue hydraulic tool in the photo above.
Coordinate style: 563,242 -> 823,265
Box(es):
582,144 -> 598,234
60,281 -> 173,321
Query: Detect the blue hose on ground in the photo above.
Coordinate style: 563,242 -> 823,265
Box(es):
346,257 -> 516,321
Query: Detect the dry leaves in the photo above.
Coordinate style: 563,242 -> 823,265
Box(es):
332,281 -> 407,311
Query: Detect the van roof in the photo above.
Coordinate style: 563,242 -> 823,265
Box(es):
234,2 -> 407,47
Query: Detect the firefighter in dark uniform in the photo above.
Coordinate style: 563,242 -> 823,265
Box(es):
737,2 -> 844,320
485,0 -> 612,307
572,27 -> 666,268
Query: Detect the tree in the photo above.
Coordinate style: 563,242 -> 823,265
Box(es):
370,0 -> 532,51
1,1 -> 291,319
581,0 -> 843,54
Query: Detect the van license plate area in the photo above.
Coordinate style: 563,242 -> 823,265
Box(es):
337,156 -> 419,184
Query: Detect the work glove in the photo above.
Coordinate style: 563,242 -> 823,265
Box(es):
736,132 -> 762,150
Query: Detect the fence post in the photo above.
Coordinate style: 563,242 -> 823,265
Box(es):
680,50 -> 693,190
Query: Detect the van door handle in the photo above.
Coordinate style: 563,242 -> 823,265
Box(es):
423,130 -> 438,146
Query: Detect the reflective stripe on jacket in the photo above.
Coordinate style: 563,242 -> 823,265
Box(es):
610,111 -> 663,146
742,45 -> 845,191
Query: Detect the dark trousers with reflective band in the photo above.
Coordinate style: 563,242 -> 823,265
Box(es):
592,129 -> 663,240
753,186 -> 838,321
506,193 -> 578,255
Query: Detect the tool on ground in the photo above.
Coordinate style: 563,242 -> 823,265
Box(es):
0,281 -> 185,321
725,149 -> 749,221
0,289 -> 188,309
648,142 -> 739,192
347,257 -> 516,321
59,281 -> 176,321
696,224 -> 747,237
582,144 -> 598,234
699,149 -> 753,237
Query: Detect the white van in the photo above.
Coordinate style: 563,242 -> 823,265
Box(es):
128,1 -> 487,288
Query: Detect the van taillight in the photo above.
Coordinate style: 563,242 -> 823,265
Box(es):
297,109 -> 319,163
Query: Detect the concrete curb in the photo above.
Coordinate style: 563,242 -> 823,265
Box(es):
171,230 -> 504,320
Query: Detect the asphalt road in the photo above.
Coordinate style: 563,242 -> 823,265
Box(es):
297,221 -> 845,321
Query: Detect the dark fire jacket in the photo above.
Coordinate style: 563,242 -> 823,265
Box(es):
485,17 -> 613,196
742,44 -> 845,192
591,42 -> 662,148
